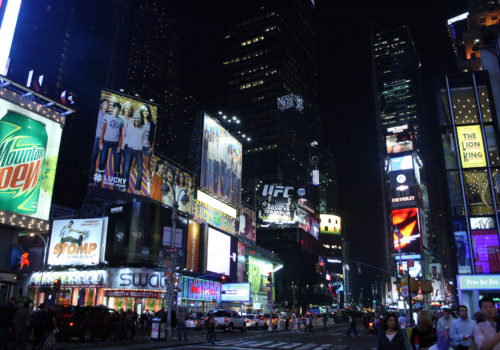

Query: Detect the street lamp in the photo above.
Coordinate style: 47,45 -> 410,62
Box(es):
166,184 -> 188,341
19,232 -> 49,270
395,226 -> 413,327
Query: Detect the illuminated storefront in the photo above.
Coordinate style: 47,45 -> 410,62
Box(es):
179,276 -> 221,313
435,72 -> 500,311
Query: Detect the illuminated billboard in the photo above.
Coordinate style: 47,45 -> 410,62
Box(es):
392,208 -> 421,254
238,206 -> 256,241
390,155 -> 413,171
0,0 -> 22,75
390,170 -> 417,208
471,229 -> 500,273
248,256 -> 273,297
186,221 -> 200,272
48,218 -> 107,266
221,283 -> 251,302
397,260 -> 422,278
206,227 -> 232,275
200,113 -> 242,206
90,90 -> 158,195
386,131 -> 413,154
320,214 -> 341,235
454,230 -> 473,274
0,95 -> 63,221
456,125 -> 487,168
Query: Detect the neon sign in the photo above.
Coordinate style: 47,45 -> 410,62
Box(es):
181,276 -> 221,302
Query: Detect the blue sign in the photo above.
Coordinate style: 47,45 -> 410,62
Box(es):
221,283 -> 250,302
181,276 -> 221,302
458,275 -> 500,290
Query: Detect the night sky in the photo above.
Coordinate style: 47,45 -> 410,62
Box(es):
177,0 -> 468,300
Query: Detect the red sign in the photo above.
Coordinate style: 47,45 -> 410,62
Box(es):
20,252 -> 29,269
104,289 -> 164,299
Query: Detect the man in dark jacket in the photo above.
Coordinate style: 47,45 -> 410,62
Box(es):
0,297 -> 17,350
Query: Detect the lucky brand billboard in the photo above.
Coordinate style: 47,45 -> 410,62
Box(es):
89,90 -> 158,195
456,125 -> 487,168
392,208 -> 422,255
48,218 -> 107,266
200,113 -> 242,207
0,96 -> 63,220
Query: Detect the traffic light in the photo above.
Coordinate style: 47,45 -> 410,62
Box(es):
319,261 -> 325,272
315,262 -> 322,273
221,275 -> 226,283
53,279 -> 61,292
267,272 -> 272,284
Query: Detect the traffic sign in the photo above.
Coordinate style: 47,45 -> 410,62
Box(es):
401,286 -> 409,297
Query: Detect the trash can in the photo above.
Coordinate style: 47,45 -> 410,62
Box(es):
151,318 -> 166,340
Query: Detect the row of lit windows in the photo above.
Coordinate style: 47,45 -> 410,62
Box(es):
240,79 -> 264,90
245,144 -> 278,154
223,50 -> 266,65
241,35 -> 265,46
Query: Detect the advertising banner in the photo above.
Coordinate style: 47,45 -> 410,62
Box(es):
206,227 -> 233,275
386,131 -> 413,154
221,283 -> 251,302
150,154 -> 195,214
392,208 -> 421,254
192,199 -> 236,235
181,276 -> 221,302
107,267 -> 169,290
30,270 -> 106,287
238,207 -> 256,241
456,125 -> 487,168
390,170 -> 417,208
90,90 -> 158,194
0,96 -> 63,220
429,263 -> 444,302
454,230 -> 473,274
237,241 -> 245,282
390,155 -> 413,171
186,221 -> 200,272
397,260 -> 422,278
200,113 -> 242,206
258,184 -> 315,228
471,229 -> 500,273
248,256 -> 273,297
470,217 -> 495,230
320,214 -> 341,235
47,218 -> 107,266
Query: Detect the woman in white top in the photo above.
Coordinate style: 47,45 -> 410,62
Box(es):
122,114 -> 146,193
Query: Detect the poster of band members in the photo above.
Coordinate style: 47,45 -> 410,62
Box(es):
429,263 -> 444,302
90,90 -> 158,196
238,206 -> 256,241
392,208 -> 422,254
200,114 -> 242,206
150,154 -> 195,214
47,218 -> 107,266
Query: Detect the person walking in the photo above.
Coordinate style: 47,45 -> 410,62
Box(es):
377,313 -> 407,350
14,301 -> 31,350
450,305 -> 476,350
346,314 -> 358,337
322,313 -> 328,330
207,314 -> 216,345
437,309 -> 456,337
177,307 -> 188,342
0,297 -> 16,350
410,310 -> 437,350
473,296 -> 500,350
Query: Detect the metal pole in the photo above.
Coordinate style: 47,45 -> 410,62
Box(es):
397,233 -> 407,318
167,201 -> 179,341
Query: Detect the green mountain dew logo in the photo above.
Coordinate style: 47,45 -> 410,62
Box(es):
0,136 -> 45,195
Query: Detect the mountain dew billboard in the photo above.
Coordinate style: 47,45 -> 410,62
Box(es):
0,98 -> 62,220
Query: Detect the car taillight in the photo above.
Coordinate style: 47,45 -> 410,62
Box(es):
194,321 -> 198,324
69,322 -> 74,327
224,318 -> 227,322
370,322 -> 374,327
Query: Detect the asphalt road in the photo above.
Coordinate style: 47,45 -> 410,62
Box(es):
157,324 -> 377,350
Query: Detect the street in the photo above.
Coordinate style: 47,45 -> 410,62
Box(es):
156,323 -> 377,350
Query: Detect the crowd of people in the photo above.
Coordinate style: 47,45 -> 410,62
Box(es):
372,296 -> 500,350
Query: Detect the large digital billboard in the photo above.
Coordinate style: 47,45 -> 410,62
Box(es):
248,256 -> 273,297
186,221 -> 200,272
181,276 -> 221,302
0,97 -> 63,221
90,90 -> 158,195
456,125 -> 487,168
221,283 -> 251,302
392,208 -> 421,254
386,131 -> 413,154
390,170 -> 417,208
454,230 -> 473,274
200,113 -> 242,206
320,214 -> 341,235
471,229 -> 500,273
238,207 -> 256,241
206,227 -> 232,275
390,155 -> 413,171
48,218 -> 107,266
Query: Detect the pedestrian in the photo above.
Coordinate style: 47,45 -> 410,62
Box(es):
285,315 -> 289,330
177,307 -> 188,342
449,305 -> 476,350
14,301 -> 31,350
207,314 -> 216,345
473,296 -> 500,350
307,314 -> 314,332
345,314 -> 358,337
322,313 -> 328,330
294,315 -> 299,332
410,310 -> 437,350
437,308 -> 456,337
0,297 -> 16,350
377,313 -> 407,350
31,303 -> 58,349
399,313 -> 408,329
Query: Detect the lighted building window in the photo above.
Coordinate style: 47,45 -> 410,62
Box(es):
463,169 -> 494,215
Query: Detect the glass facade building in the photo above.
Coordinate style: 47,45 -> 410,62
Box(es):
435,71 -> 500,311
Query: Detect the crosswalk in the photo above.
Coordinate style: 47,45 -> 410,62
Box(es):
209,339 -> 332,349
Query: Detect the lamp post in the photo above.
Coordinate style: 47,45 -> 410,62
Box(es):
395,226 -> 413,327
291,281 -> 297,312
166,184 -> 187,341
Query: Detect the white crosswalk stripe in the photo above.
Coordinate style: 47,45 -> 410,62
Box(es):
246,341 -> 276,347
295,343 -> 318,349
266,342 -> 290,348
277,343 -> 303,349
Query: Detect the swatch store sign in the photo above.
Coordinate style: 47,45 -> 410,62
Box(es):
107,268 -> 169,290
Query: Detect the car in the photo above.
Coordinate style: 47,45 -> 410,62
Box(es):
243,314 -> 264,329
209,309 -> 246,332
55,305 -> 115,342
185,317 -> 204,330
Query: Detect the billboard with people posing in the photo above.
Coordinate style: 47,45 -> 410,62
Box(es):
89,90 -> 158,196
